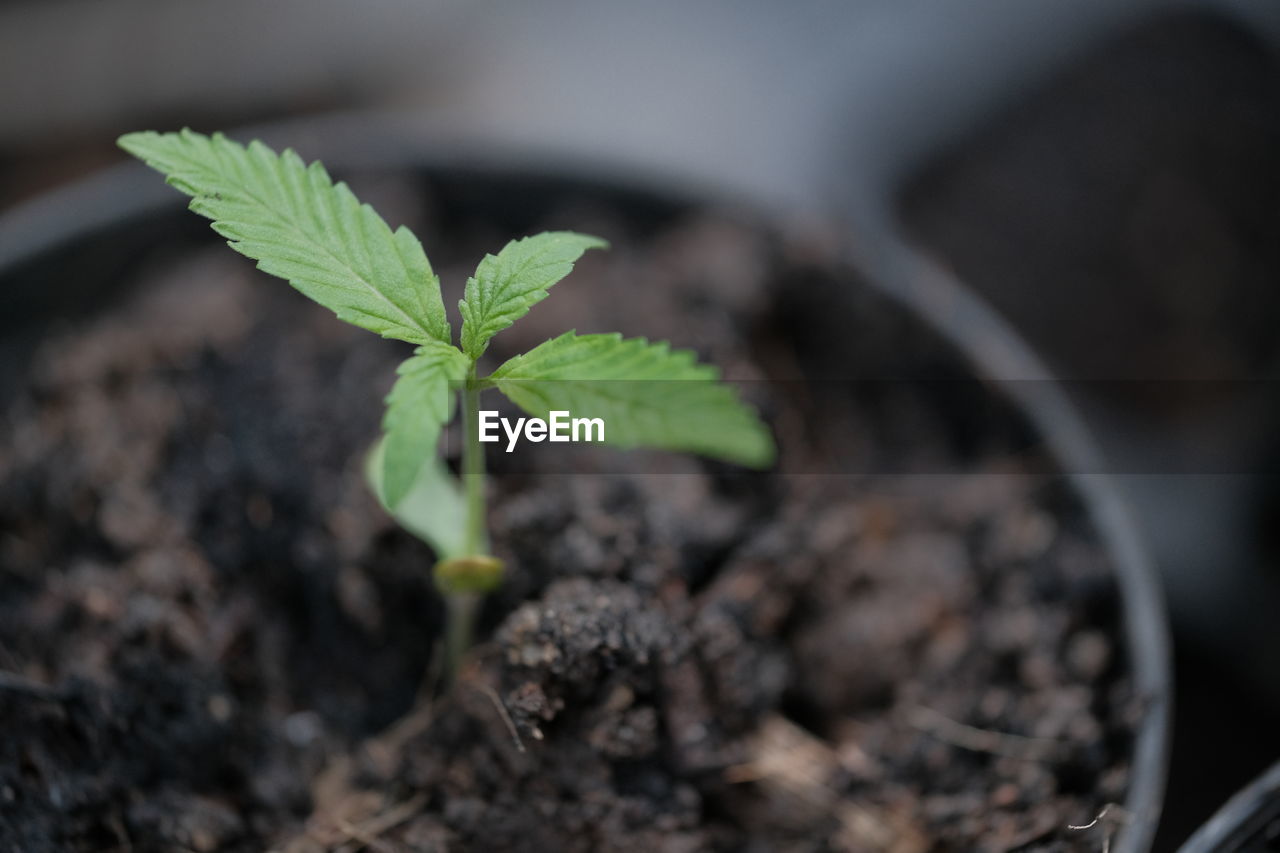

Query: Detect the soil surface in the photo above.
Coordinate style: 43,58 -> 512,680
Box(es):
0,176 -> 1139,851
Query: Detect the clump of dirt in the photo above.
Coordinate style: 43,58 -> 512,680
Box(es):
0,184 -> 1138,851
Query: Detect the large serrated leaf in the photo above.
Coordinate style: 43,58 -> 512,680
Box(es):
458,231 -> 607,358
490,331 -> 774,467
118,129 -> 451,345
379,341 -> 470,508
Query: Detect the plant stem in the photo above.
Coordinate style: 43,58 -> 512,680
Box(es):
443,592 -> 479,680
461,362 -> 486,556
441,363 -> 488,680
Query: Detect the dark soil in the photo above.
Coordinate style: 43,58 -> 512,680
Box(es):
0,174 -> 1139,851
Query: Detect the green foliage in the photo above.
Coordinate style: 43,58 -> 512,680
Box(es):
121,129 -> 774,589
459,231 -> 607,358
379,341 -> 470,508
366,445 -> 467,560
490,331 -> 774,467
118,130 -> 451,345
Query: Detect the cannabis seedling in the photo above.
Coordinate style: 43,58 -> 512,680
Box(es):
119,130 -> 774,673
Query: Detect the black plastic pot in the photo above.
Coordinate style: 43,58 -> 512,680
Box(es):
1179,760 -> 1280,852
0,116 -> 1171,851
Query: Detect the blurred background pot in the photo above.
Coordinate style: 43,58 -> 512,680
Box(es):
1178,761 -> 1280,852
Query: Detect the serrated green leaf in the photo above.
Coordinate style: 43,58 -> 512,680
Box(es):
489,331 -> 774,467
366,438 -> 467,559
459,231 -> 607,358
380,341 -> 469,507
118,129 -> 450,345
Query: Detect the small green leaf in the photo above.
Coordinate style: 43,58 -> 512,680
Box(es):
118,129 -> 451,345
380,341 -> 469,508
366,438 -> 468,560
459,231 -> 607,358
489,331 -> 774,467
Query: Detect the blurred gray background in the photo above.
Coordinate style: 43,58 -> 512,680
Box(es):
4,0 -> 1280,846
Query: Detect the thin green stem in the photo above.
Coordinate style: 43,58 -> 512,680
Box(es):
443,593 -> 479,680
440,363 -> 487,681
461,362 -> 487,556
436,362 -> 504,681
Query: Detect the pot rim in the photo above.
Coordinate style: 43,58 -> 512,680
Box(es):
848,216 -> 1171,853
0,111 -> 1171,853
1178,759 -> 1280,852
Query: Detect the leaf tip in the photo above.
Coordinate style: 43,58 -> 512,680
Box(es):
552,230 -> 609,252
740,428 -> 778,469
116,130 -> 152,154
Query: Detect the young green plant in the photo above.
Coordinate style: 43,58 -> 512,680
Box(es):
119,129 -> 775,673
